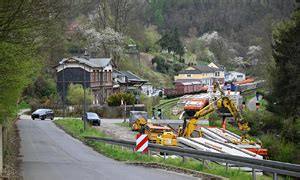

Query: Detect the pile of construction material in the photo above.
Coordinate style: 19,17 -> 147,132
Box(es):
177,127 -> 267,159
177,93 -> 211,106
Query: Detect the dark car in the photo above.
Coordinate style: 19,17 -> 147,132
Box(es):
31,109 -> 54,120
83,112 -> 101,126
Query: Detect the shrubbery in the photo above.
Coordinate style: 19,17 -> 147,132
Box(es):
242,110 -> 300,163
242,111 -> 283,136
151,56 -> 184,75
107,92 -> 135,106
261,134 -> 298,163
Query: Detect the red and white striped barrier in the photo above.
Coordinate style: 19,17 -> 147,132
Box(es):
135,134 -> 148,152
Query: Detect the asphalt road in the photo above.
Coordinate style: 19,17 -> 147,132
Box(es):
17,114 -> 197,180
247,95 -> 262,111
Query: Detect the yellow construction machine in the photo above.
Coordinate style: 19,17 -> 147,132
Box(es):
129,111 -> 177,146
131,115 -> 147,131
178,82 -> 252,144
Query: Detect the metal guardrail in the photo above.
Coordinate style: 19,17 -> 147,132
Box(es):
85,136 -> 300,179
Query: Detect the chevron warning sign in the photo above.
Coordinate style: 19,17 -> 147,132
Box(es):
135,134 -> 148,152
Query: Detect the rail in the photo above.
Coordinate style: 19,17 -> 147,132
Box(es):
85,136 -> 300,180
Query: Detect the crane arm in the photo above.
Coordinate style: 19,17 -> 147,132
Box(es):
180,82 -> 251,143
180,98 -> 220,138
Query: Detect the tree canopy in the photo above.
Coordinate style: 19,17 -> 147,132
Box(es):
268,8 -> 300,119
66,84 -> 92,106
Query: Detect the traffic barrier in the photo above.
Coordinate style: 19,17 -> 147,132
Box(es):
85,136 -> 300,179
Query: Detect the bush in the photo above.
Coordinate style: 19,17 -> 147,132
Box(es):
107,92 -> 135,106
242,110 -> 283,136
151,56 -> 167,73
261,134 -> 298,163
280,117 -> 300,144
140,95 -> 160,115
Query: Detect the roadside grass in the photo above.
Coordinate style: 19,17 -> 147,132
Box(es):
54,119 -> 270,180
116,122 -> 130,129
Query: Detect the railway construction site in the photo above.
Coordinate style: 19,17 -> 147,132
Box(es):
98,83 -> 269,174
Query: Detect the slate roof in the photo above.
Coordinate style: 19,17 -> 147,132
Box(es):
58,57 -> 112,68
178,65 -> 221,74
119,71 -> 147,83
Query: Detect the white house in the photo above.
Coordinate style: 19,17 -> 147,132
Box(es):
225,71 -> 246,82
141,82 -> 153,96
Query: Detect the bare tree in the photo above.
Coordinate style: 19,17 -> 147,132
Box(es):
92,0 -> 140,33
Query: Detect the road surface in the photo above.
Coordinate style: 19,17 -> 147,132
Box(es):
17,114 -> 197,180
247,95 -> 262,111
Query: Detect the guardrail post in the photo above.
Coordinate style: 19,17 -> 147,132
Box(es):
252,168 -> 256,180
225,163 -> 228,172
202,159 -> 205,170
273,173 -> 277,180
148,150 -> 150,159
164,152 -> 166,161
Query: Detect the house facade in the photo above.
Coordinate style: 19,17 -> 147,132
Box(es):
113,70 -> 148,102
55,57 -> 113,105
174,64 -> 224,86
225,71 -> 246,82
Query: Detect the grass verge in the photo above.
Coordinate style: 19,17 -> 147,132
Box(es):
54,119 -> 271,180
116,122 -> 130,129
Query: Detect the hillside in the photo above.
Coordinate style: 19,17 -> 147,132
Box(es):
117,54 -> 174,88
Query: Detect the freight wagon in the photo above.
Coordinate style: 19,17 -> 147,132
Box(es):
164,81 -> 208,98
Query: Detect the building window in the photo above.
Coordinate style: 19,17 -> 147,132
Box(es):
215,72 -> 220,77
108,70 -> 112,82
96,70 -> 99,82
187,74 -> 191,77
104,70 -> 107,82
92,70 -> 96,82
237,75 -> 243,78
100,71 -> 103,83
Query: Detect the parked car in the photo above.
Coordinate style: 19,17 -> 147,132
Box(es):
31,109 -> 54,120
82,112 -> 101,126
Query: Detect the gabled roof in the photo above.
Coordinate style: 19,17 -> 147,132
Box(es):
56,57 -> 112,68
119,71 -> 147,83
178,65 -> 221,74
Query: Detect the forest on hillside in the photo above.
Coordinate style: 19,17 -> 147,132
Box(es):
64,0 -> 295,77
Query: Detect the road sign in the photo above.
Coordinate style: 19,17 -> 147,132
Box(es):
135,134 -> 148,152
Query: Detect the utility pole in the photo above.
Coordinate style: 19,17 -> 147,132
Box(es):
59,61 -> 66,118
62,62 -> 65,118
83,64 -> 87,131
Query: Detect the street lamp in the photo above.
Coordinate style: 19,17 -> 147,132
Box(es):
81,62 -> 87,131
59,61 -> 66,118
